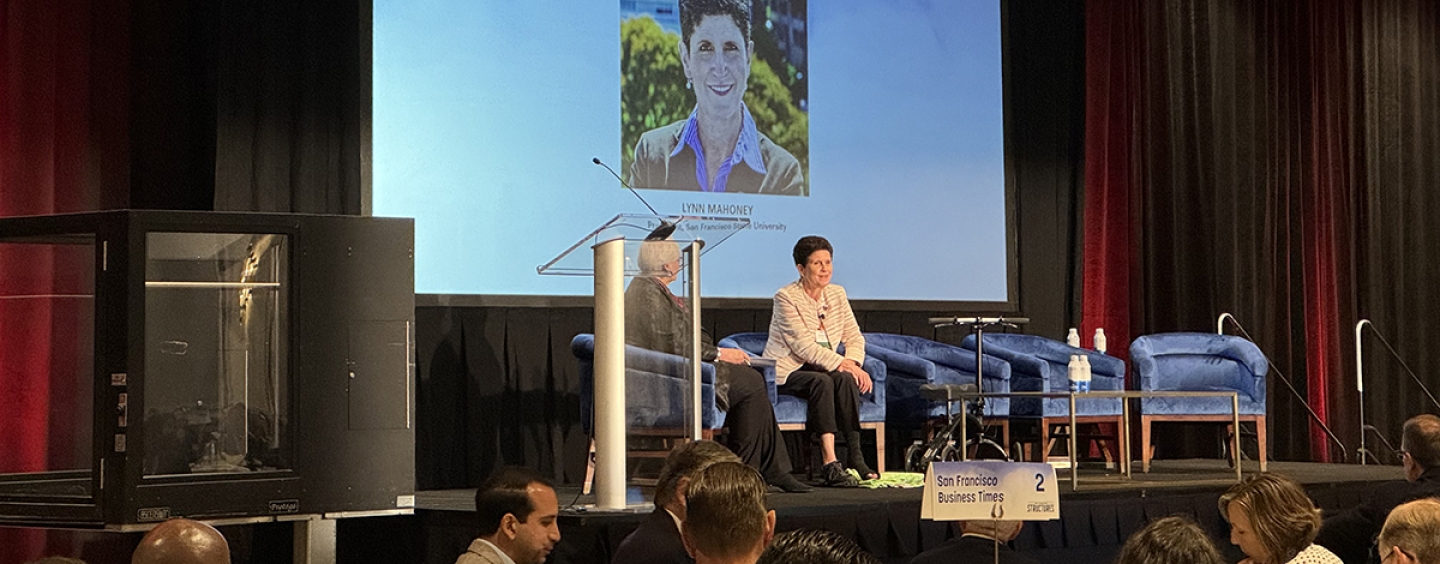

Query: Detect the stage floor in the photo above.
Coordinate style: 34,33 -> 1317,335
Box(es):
403,460 -> 1402,564
415,459 -> 1402,514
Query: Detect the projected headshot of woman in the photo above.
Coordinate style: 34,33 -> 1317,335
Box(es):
628,0 -> 804,196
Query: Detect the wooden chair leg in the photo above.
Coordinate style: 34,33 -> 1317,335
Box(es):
1141,417 -> 1153,473
870,426 -> 882,474
1256,417 -> 1268,472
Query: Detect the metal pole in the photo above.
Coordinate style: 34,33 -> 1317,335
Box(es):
593,239 -> 627,509
687,241 -> 702,440
1232,393 -> 1242,482
1356,319 -> 1370,465
1069,395 -> 1078,490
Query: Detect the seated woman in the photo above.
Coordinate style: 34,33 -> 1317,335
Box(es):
762,236 -> 876,486
626,240 -> 811,493
1219,474 -> 1343,564
1115,515 -> 1224,564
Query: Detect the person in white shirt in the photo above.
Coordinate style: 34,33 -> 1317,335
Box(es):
763,236 -> 875,486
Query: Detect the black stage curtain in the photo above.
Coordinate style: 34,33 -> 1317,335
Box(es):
1083,0 -> 1440,463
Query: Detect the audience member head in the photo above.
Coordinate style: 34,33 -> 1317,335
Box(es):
639,239 -> 682,279
681,461 -> 775,564
1114,515 -> 1224,564
757,529 -> 880,564
791,236 -> 833,267
1378,498 -> 1440,564
130,519 -> 230,564
1401,414 -> 1440,481
474,466 -> 561,564
1218,473 -> 1322,564
655,440 -> 743,518
959,519 -> 1024,543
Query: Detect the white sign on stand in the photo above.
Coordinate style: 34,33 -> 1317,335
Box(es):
920,461 -> 1061,521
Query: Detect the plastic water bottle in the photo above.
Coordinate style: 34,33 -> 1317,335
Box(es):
1094,328 -> 1107,354
1066,328 -> 1080,348
1077,355 -> 1092,393
1067,355 -> 1082,392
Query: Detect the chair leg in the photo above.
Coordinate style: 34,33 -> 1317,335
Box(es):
583,437 -> 597,495
1141,417 -> 1153,473
1256,417 -> 1268,472
874,423 -> 886,474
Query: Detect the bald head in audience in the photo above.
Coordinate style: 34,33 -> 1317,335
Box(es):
132,519 -> 230,564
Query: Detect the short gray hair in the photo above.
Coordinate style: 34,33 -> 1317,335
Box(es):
1380,498 -> 1440,564
638,240 -> 681,276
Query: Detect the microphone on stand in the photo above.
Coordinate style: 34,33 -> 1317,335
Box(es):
1218,313 -> 1348,463
593,157 -> 676,241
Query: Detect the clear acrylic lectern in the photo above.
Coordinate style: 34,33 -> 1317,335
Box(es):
539,214 -> 748,509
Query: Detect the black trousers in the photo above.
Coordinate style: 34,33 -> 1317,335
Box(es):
716,361 -> 792,480
776,367 -> 861,436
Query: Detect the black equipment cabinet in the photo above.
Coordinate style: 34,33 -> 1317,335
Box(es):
0,211 -> 415,528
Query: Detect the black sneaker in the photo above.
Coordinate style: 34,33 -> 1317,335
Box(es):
768,473 -> 813,493
820,461 -> 859,487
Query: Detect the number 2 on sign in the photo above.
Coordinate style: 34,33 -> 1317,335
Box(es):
1035,473 -> 1046,492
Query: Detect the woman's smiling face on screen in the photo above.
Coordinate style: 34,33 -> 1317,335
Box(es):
683,14 -> 752,125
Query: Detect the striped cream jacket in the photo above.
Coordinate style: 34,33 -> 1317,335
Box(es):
762,280 -> 865,384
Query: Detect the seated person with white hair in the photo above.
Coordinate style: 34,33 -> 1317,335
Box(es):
625,240 -> 810,493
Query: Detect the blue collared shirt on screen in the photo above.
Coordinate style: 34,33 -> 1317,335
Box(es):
669,103 -> 768,193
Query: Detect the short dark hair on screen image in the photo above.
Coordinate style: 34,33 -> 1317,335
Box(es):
1114,515 -> 1224,564
655,440 -> 742,508
475,466 -> 555,536
682,461 -> 769,560
757,529 -> 880,564
679,0 -> 752,48
1380,498 -> 1440,564
1217,473 -> 1322,564
1402,414 -> 1440,470
792,235 -> 833,266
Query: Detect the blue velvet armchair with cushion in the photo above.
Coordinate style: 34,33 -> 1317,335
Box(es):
717,332 -> 887,471
864,333 -> 1024,425
959,334 -> 1126,418
1129,332 -> 1268,471
572,334 -> 724,433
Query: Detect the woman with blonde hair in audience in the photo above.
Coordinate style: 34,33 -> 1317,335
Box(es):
1114,515 -> 1224,564
1218,474 -> 1342,564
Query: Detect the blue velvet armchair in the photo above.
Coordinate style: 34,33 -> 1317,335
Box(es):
572,334 -> 724,434
1130,332 -> 1268,472
717,332 -> 887,472
864,333 -> 1020,423
959,333 -> 1126,463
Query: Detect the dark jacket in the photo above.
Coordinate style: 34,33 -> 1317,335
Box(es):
909,536 -> 1039,564
611,508 -> 691,564
624,277 -> 730,408
629,120 -> 804,196
1315,466 -> 1440,564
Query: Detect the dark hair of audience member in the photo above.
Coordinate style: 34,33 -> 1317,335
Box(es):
474,466 -> 556,537
1402,414 -> 1440,470
683,461 -> 770,560
758,528 -> 880,564
1217,473 -> 1322,564
655,440 -> 742,508
1114,515 -> 1224,564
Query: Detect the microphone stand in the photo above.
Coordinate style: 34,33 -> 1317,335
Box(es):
1355,319 -> 1440,465
593,157 -> 676,240
1217,313 -> 1348,463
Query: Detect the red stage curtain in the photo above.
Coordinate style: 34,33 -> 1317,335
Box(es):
1,0 -> 120,560
1081,0 -> 1374,462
